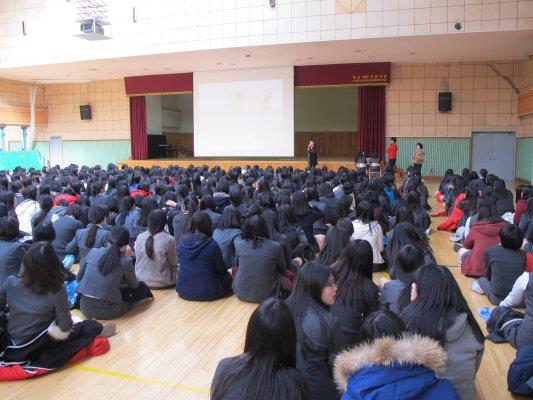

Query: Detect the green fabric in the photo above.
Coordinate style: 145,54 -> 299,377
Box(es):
516,138 -> 533,183
31,140 -> 131,168
387,137 -> 470,177
0,150 -> 43,171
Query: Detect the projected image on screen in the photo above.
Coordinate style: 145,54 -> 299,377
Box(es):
194,68 -> 294,157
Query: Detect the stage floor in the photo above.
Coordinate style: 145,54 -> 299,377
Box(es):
120,157 -> 355,170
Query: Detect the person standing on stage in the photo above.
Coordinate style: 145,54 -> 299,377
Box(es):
307,140 -> 318,168
412,142 -> 425,176
386,137 -> 398,172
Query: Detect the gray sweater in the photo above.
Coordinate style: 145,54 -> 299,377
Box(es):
233,238 -> 285,303
0,275 -> 72,344
134,230 -> 178,288
0,240 -> 26,287
212,228 -> 241,268
484,245 -> 526,300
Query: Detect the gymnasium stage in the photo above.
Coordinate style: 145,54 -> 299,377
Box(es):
120,156 -> 355,171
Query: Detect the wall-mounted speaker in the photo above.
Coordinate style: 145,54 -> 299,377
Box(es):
80,105 -> 92,120
438,92 -> 452,112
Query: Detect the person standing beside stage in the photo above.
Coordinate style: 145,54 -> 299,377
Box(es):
412,142 -> 425,176
307,140 -> 318,168
386,137 -> 398,172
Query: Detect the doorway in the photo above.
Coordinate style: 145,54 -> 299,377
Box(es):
50,136 -> 63,167
471,131 -> 516,181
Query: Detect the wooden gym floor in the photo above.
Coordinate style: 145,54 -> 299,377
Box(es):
3,179 -> 526,400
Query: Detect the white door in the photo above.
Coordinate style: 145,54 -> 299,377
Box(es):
50,136 -> 63,167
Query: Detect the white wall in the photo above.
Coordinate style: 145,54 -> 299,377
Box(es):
0,1 -> 531,69
161,94 -> 194,133
146,95 -> 162,135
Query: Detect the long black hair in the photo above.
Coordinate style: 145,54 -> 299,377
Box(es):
211,298 -> 309,400
32,195 -> 53,227
292,191 -> 311,216
286,261 -> 332,321
22,241 -> 65,294
242,215 -> 270,248
399,265 -> 485,344
85,205 -> 107,248
136,197 -> 159,228
218,206 -> 242,230
360,310 -> 407,342
318,226 -> 349,265
97,225 -> 130,276
145,209 -> 167,259
333,239 -> 375,307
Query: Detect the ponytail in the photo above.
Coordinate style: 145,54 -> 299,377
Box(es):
85,223 -> 100,248
145,209 -> 167,260
145,235 -> 155,259
97,243 -> 121,276
98,225 -> 130,276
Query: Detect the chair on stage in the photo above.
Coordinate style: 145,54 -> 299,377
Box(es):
369,161 -> 382,179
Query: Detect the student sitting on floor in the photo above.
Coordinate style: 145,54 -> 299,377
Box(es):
318,226 -> 350,267
459,205 -> 507,278
176,211 -> 232,302
350,201 -> 385,271
51,204 -> 84,261
210,298 -> 310,400
472,225 -> 526,305
0,217 -> 25,287
286,261 -> 344,400
437,176 -> 466,232
330,240 -> 379,348
77,225 -> 153,319
380,244 -> 425,314
212,206 -> 242,269
400,265 -> 485,400
233,215 -> 289,303
487,272 -> 533,349
15,186 -> 40,235
520,197 -> 533,253
0,242 -> 114,374
334,310 -> 459,400
135,210 -> 178,289
66,205 -> 110,270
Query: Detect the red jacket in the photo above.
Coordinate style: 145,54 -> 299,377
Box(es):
437,193 -> 465,231
514,199 -> 527,225
527,253 -> 533,273
53,193 -> 79,206
387,143 -> 398,160
130,189 -> 149,198
461,220 -> 507,277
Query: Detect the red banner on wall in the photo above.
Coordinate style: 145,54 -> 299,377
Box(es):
124,73 -> 193,96
295,62 -> 390,87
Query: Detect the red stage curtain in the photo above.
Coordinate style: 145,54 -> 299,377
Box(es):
357,86 -> 386,160
129,96 -> 148,160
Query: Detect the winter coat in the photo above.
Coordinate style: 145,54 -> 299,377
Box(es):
507,345 -> 533,396
15,199 -> 40,234
334,335 -> 460,400
351,220 -> 384,264
461,220 -> 507,277
441,313 -> 485,400
134,230 -> 178,288
176,233 -> 232,301
292,306 -> 345,400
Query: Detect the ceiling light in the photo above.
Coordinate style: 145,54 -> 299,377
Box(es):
89,68 -> 97,71
409,52 -> 416,55
245,54 -> 251,57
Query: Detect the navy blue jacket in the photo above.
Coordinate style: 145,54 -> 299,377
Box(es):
176,233 -> 232,301
508,345 -> 533,396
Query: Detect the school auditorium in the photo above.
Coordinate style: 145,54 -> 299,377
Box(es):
0,1 -> 532,399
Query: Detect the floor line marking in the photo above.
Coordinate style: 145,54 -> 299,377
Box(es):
72,364 -> 210,394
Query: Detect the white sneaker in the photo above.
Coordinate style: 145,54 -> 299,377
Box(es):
470,280 -> 485,295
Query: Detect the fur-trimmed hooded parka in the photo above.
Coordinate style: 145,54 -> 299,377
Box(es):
334,334 -> 460,400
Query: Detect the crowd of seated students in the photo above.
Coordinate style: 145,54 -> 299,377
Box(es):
0,161 -> 530,396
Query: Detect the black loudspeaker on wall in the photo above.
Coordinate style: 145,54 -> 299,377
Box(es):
80,105 -> 92,120
438,92 -> 452,112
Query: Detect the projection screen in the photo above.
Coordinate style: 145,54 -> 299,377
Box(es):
193,67 -> 294,157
